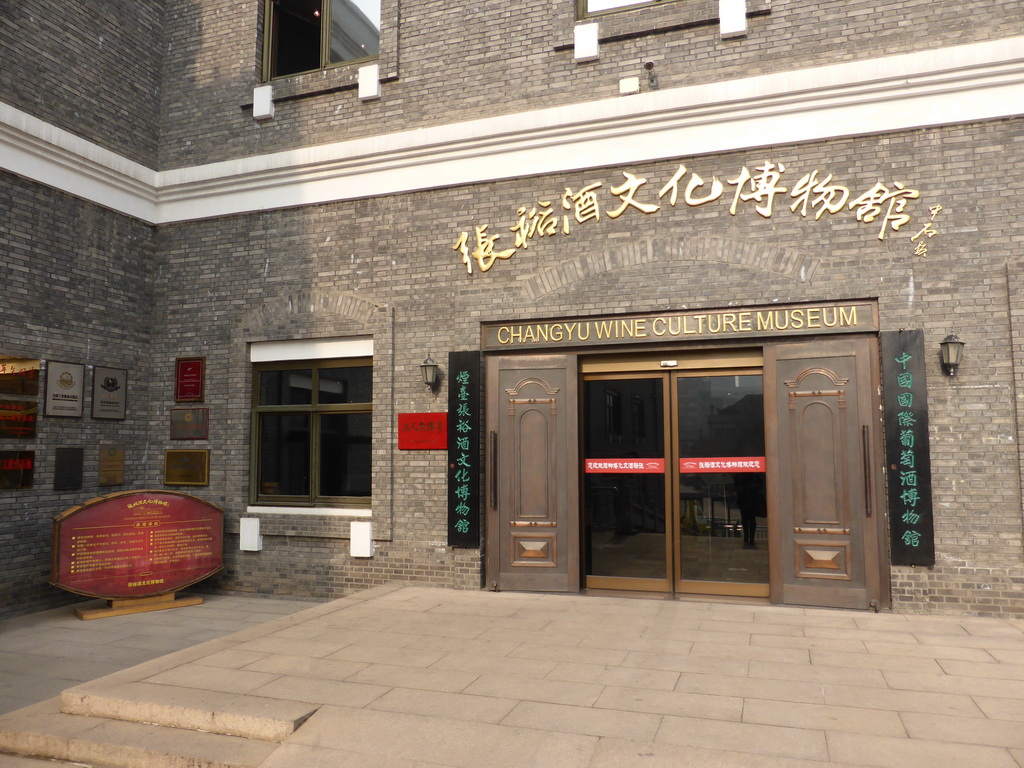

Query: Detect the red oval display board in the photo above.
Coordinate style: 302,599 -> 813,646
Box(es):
51,490 -> 224,600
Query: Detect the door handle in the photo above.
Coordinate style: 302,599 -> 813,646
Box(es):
489,431 -> 498,509
862,425 -> 872,517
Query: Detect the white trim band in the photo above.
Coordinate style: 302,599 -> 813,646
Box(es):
246,506 -> 373,518
2,36 -> 1024,225
250,337 -> 374,362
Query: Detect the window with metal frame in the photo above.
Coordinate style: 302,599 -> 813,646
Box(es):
252,359 -> 372,506
264,0 -> 381,80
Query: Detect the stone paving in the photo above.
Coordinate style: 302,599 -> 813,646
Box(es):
0,593 -> 317,716
0,585 -> 1022,767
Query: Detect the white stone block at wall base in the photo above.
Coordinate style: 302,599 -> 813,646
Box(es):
350,521 -> 374,557
252,85 -> 275,120
359,64 -> 381,100
574,23 -> 599,61
239,517 -> 263,551
720,0 -> 748,38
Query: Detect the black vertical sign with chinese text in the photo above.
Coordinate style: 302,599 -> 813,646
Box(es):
447,351 -> 481,548
881,330 -> 935,566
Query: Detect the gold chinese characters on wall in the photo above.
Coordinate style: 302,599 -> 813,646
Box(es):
453,161 -> 945,274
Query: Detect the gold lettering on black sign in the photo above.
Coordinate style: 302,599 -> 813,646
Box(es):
485,303 -> 872,350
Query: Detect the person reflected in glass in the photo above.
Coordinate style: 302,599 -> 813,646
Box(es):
735,474 -> 765,549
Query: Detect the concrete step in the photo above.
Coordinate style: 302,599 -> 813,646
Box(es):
60,681 -> 319,741
0,756 -> 99,768
0,699 -> 280,768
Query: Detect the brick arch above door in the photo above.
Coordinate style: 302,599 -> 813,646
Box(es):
518,236 -> 822,301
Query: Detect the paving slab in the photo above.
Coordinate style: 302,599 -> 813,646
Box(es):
588,738 -> 865,768
0,593 -> 318,717
656,714 -> 830,762
826,730 -> 1020,768
287,705 -> 600,768
1,585 -> 1023,768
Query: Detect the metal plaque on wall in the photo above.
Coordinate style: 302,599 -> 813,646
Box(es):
92,366 -> 127,420
44,361 -> 85,418
447,351 -> 481,548
54,447 -> 84,491
880,330 -> 935,567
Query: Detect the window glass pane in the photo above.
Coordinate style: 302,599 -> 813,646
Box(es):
269,0 -> 323,78
587,0 -> 651,11
319,365 -> 372,404
320,413 -> 372,497
260,369 -> 313,405
328,0 -> 380,63
678,375 -> 767,584
259,413 -> 311,495
584,378 -> 667,580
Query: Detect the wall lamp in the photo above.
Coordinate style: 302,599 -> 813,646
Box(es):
420,355 -> 440,390
939,333 -> 965,377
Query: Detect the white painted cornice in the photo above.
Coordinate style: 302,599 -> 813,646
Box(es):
3,36 -> 1024,225
0,103 -> 158,220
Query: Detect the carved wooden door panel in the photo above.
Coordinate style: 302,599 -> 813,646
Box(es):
485,354 -> 578,592
765,337 -> 884,609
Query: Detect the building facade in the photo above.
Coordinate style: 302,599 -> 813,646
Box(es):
1,0 -> 1023,617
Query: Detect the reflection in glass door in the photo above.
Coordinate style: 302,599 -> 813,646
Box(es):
676,374 -> 768,596
582,368 -> 768,596
583,376 -> 670,590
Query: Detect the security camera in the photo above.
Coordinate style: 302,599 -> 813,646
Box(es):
643,60 -> 659,90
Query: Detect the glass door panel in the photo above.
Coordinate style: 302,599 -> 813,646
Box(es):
676,374 -> 769,593
583,376 -> 669,588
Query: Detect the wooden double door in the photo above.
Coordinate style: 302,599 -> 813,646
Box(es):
485,337 -> 886,609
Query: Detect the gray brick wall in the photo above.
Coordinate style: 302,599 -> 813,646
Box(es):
155,0 -> 1024,169
139,118 -> 1024,615
0,0 -> 164,167
0,170 -> 155,617
2,1 -> 1022,617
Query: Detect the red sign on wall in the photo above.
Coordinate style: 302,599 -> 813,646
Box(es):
398,412 -> 448,450
51,490 -> 223,599
174,357 -> 205,402
680,456 -> 766,473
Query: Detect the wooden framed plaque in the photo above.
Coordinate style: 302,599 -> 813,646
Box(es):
174,357 -> 205,402
163,449 -> 209,486
170,408 -> 209,440
51,490 -> 224,601
92,366 -> 127,420
44,360 -> 85,417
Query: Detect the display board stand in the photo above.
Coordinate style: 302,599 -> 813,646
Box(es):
75,592 -> 204,621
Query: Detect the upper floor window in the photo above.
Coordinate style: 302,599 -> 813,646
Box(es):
264,0 -> 381,79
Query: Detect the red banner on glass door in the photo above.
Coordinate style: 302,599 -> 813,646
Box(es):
680,457 -> 766,473
584,459 -> 665,474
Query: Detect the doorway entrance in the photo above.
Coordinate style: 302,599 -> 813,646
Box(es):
582,352 -> 767,596
484,334 -> 886,610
